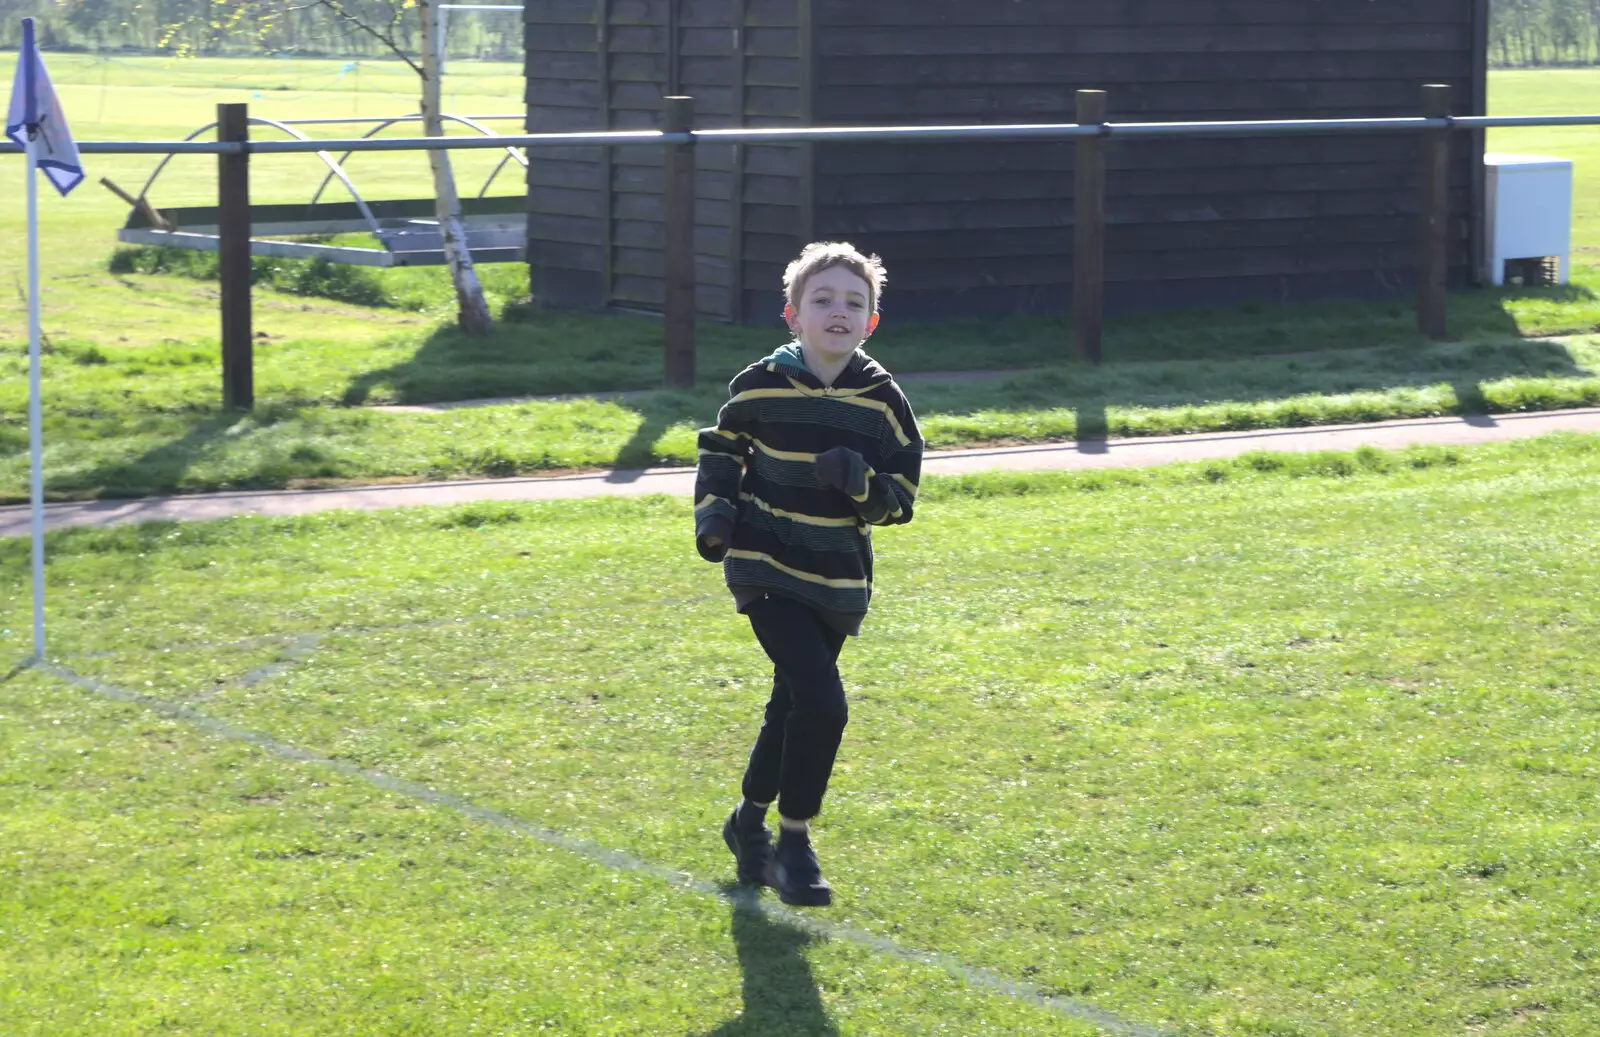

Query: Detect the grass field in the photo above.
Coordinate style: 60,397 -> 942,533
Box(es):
5,58 -> 1600,500
4,435 -> 1599,1035
4,55 -> 1600,1037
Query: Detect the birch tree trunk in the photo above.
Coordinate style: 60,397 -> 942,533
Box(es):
418,0 -> 493,335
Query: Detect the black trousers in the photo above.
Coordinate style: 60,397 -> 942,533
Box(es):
740,594 -> 850,822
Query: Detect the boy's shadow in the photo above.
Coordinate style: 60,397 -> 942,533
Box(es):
693,885 -> 839,1037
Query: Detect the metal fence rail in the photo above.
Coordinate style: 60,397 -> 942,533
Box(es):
6,113 -> 1600,156
5,90 -> 1598,405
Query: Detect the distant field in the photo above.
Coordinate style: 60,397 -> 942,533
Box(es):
1487,69 -> 1600,265
0,54 -> 532,386
0,54 -> 526,282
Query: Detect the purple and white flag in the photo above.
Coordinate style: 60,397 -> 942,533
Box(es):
5,17 -> 84,195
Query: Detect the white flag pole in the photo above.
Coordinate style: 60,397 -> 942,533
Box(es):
26,130 -> 46,662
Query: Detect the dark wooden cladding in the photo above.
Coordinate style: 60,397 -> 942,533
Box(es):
529,0 -> 1486,325
526,0 -> 601,306
815,0 -> 1469,27
816,26 -> 1473,58
528,0 -> 801,320
818,52 -> 1470,88
810,0 -> 1481,321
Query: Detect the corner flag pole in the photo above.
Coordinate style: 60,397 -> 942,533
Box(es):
25,87 -> 46,664
10,16 -> 86,663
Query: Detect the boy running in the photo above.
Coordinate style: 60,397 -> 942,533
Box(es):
694,241 -> 923,906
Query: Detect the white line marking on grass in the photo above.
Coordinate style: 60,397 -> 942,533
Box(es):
40,661 -> 1170,1037
236,633 -> 325,688
59,593 -> 717,668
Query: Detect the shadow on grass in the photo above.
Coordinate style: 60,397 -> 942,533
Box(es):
606,403 -> 686,481
1074,389 -> 1111,455
1452,379 -> 1497,427
333,281 -> 1600,407
693,886 -> 838,1037
36,412 -> 258,502
338,310 -> 764,406
19,285 -> 1600,501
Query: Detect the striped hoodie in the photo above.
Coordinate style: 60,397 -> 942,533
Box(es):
694,344 -> 923,632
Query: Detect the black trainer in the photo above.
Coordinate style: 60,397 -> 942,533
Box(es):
772,827 -> 833,907
723,807 -> 775,887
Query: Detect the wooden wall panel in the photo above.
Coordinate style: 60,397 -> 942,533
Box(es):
530,0 -> 1482,322
806,0 -> 1480,320
527,0 -> 754,318
526,1 -> 605,309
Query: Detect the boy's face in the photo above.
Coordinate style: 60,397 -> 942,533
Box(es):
785,264 -> 880,364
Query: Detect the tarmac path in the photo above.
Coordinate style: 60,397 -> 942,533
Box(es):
4,407 -> 1598,538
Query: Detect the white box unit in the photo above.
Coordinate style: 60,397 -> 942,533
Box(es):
1484,153 -> 1573,287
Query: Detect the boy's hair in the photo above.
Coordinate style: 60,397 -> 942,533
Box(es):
783,241 -> 888,312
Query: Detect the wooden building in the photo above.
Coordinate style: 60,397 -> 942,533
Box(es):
524,0 -> 1489,323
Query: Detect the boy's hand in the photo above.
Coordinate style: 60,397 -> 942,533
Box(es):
696,516 -> 734,562
815,446 -> 869,498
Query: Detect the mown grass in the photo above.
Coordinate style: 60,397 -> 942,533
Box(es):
3,433 -> 1599,1035
5,58 -> 1600,502
4,334 -> 1599,502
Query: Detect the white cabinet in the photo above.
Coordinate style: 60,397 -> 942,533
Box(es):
1484,153 -> 1573,287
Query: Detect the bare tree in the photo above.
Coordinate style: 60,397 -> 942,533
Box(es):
295,0 -> 495,334
98,0 -> 496,331
415,0 -> 494,334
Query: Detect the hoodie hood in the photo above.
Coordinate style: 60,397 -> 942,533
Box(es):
759,343 -> 893,390
762,343 -> 812,376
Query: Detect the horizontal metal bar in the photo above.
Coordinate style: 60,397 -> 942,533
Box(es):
275,114 -> 524,125
1454,114 -> 1600,128
8,113 -> 1600,158
119,228 -> 399,265
134,218 -> 527,238
389,246 -> 525,266
122,195 -> 524,232
118,228 -> 525,267
1105,117 -> 1434,138
247,131 -> 687,153
697,113 -> 1600,143
0,139 -> 245,155
697,119 -> 1439,143
696,124 -> 1102,144
1114,114 -> 1600,136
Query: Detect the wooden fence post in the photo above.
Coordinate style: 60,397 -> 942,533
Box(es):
1074,90 -> 1107,365
662,96 -> 697,387
1418,84 -> 1451,341
218,102 -> 253,410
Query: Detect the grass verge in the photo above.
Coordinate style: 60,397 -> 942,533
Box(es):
4,333 -> 1600,502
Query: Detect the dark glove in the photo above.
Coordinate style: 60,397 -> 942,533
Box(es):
815,446 -> 869,498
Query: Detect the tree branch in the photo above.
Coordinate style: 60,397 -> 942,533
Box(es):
288,0 -> 424,77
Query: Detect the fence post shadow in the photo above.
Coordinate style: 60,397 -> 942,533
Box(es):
1074,390 -> 1110,455
603,407 -> 677,483
41,411 -> 253,503
1452,379 -> 1498,427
